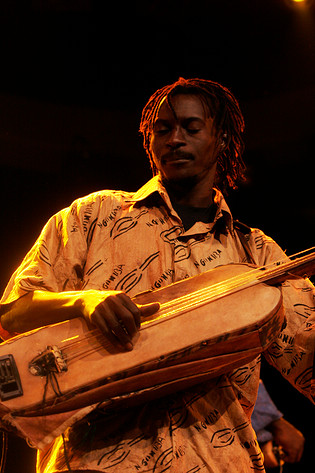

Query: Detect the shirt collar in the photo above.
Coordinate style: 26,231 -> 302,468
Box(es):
126,175 -> 234,233
127,175 -> 168,203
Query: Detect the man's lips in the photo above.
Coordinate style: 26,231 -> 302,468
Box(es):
161,151 -> 194,164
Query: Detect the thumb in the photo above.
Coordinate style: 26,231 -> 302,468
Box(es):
262,442 -> 281,469
139,302 -> 160,318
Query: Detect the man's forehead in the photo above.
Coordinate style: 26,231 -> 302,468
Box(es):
155,93 -> 210,121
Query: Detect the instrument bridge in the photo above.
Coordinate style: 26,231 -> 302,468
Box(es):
29,345 -> 68,377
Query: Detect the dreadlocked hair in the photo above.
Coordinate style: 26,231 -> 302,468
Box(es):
139,77 -> 246,194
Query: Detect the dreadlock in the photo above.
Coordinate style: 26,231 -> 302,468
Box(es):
139,77 -> 246,194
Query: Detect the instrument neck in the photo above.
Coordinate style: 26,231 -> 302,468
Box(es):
257,249 -> 315,285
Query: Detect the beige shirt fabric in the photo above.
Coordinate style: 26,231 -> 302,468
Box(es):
1,176 -> 314,473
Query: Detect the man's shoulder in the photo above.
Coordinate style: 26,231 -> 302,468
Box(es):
71,188 -> 136,209
234,219 -> 268,239
69,177 -> 161,212
233,219 -> 252,235
52,189 -> 137,228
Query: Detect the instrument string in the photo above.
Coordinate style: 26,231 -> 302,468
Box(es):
61,329 -> 107,362
62,267 -> 261,363
60,249 -> 315,364
154,247 -> 315,321
61,267 -> 268,363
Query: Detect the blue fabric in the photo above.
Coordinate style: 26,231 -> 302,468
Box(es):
251,380 -> 283,443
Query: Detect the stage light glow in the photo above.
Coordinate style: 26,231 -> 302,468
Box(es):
285,0 -> 313,8
287,0 -> 312,3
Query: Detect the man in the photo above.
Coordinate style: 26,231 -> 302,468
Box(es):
0,78 -> 314,473
252,380 -> 305,469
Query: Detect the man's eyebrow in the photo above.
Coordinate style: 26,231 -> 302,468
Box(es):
153,118 -> 169,125
154,116 -> 205,125
182,117 -> 205,124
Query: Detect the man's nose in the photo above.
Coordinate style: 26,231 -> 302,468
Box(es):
167,126 -> 186,148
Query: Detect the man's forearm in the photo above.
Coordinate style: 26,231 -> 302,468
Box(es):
0,290 -> 85,334
0,289 -> 160,350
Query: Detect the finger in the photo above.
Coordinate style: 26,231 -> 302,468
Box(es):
296,438 -> 305,462
139,302 -> 160,318
261,442 -> 279,469
97,293 -> 138,339
264,452 -> 279,469
105,312 -> 134,350
92,306 -> 134,351
108,297 -> 139,338
292,437 -> 305,463
284,446 -> 303,464
295,447 -> 304,463
89,309 -> 128,350
118,293 -> 142,330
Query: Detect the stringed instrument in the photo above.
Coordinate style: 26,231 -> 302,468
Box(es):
0,248 -> 314,448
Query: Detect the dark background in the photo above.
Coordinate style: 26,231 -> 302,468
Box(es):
0,1 -> 314,472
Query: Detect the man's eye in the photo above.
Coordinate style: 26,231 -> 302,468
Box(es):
187,128 -> 200,134
155,128 -> 170,135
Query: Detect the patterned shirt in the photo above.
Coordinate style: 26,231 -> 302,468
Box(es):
1,175 -> 314,473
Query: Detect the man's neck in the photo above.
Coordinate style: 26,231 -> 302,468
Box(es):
163,178 -> 214,208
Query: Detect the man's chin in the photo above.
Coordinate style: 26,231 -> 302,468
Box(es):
161,173 -> 200,190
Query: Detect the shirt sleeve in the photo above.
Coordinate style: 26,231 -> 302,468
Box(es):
0,197 -> 96,339
248,228 -> 315,404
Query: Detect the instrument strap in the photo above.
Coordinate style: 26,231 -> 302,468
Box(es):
233,220 -> 257,266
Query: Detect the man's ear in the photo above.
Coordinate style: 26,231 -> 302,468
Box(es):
219,133 -> 228,150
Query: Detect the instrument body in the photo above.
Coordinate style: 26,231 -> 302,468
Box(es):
0,263 -> 284,420
0,238 -> 314,448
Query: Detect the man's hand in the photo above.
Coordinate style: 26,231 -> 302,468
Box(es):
260,440 -> 283,469
81,290 -> 160,351
268,417 -> 305,464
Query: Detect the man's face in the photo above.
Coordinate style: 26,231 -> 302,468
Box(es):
150,94 -> 220,187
